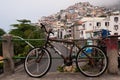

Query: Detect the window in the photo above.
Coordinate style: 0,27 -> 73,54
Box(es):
89,23 -> 92,26
80,31 -> 83,35
86,32 -> 92,39
82,24 -> 85,29
96,22 -> 101,27
105,22 -> 109,26
114,25 -> 118,31
114,17 -> 119,22
68,30 -> 71,32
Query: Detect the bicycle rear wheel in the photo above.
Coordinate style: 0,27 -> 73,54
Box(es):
76,45 -> 108,77
24,47 -> 52,78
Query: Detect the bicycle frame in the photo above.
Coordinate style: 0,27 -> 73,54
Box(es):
44,38 -> 77,66
41,23 -> 95,66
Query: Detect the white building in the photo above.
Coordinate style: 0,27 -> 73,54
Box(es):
52,21 -> 67,39
73,13 -> 120,39
109,14 -> 120,35
79,17 -> 106,39
38,12 -> 120,39
71,21 -> 85,39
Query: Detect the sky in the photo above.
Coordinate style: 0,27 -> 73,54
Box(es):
0,0 -> 120,33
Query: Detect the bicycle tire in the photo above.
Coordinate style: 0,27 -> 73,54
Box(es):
76,45 -> 108,77
24,47 -> 52,78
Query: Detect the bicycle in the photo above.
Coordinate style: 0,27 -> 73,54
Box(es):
24,23 -> 108,78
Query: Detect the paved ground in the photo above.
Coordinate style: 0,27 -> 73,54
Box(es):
1,71 -> 120,80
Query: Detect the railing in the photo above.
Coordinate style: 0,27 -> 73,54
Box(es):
0,34 -> 120,76
0,35 -> 34,75
0,34 -> 75,75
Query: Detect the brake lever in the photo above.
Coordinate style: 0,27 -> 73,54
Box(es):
40,23 -> 44,29
51,32 -> 54,35
40,23 -> 48,33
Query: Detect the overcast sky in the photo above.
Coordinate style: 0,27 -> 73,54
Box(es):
0,0 -> 120,32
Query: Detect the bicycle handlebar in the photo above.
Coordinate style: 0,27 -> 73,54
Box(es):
40,23 -> 54,35
40,23 -> 48,33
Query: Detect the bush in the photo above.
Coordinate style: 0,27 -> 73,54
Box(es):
0,61 -> 3,69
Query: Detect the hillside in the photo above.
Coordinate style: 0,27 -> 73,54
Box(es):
39,2 -> 119,24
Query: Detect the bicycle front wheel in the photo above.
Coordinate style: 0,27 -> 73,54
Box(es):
24,47 -> 52,78
76,45 -> 108,77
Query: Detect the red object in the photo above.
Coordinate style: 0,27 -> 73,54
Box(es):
105,37 -> 118,50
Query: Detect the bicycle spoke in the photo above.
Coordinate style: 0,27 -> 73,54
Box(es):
76,45 -> 108,77
24,48 -> 51,78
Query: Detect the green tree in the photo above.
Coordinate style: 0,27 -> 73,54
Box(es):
10,19 -> 34,38
9,19 -> 45,56
0,28 -> 6,36
0,28 -> 6,56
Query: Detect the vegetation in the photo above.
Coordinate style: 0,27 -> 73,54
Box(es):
0,19 -> 46,72
9,19 -> 45,56
0,28 -> 6,36
0,28 -> 6,56
0,28 -> 5,73
0,61 -> 3,68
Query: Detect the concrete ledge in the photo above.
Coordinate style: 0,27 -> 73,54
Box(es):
1,72 -> 120,80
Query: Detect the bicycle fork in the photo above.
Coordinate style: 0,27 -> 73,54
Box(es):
35,49 -> 45,63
